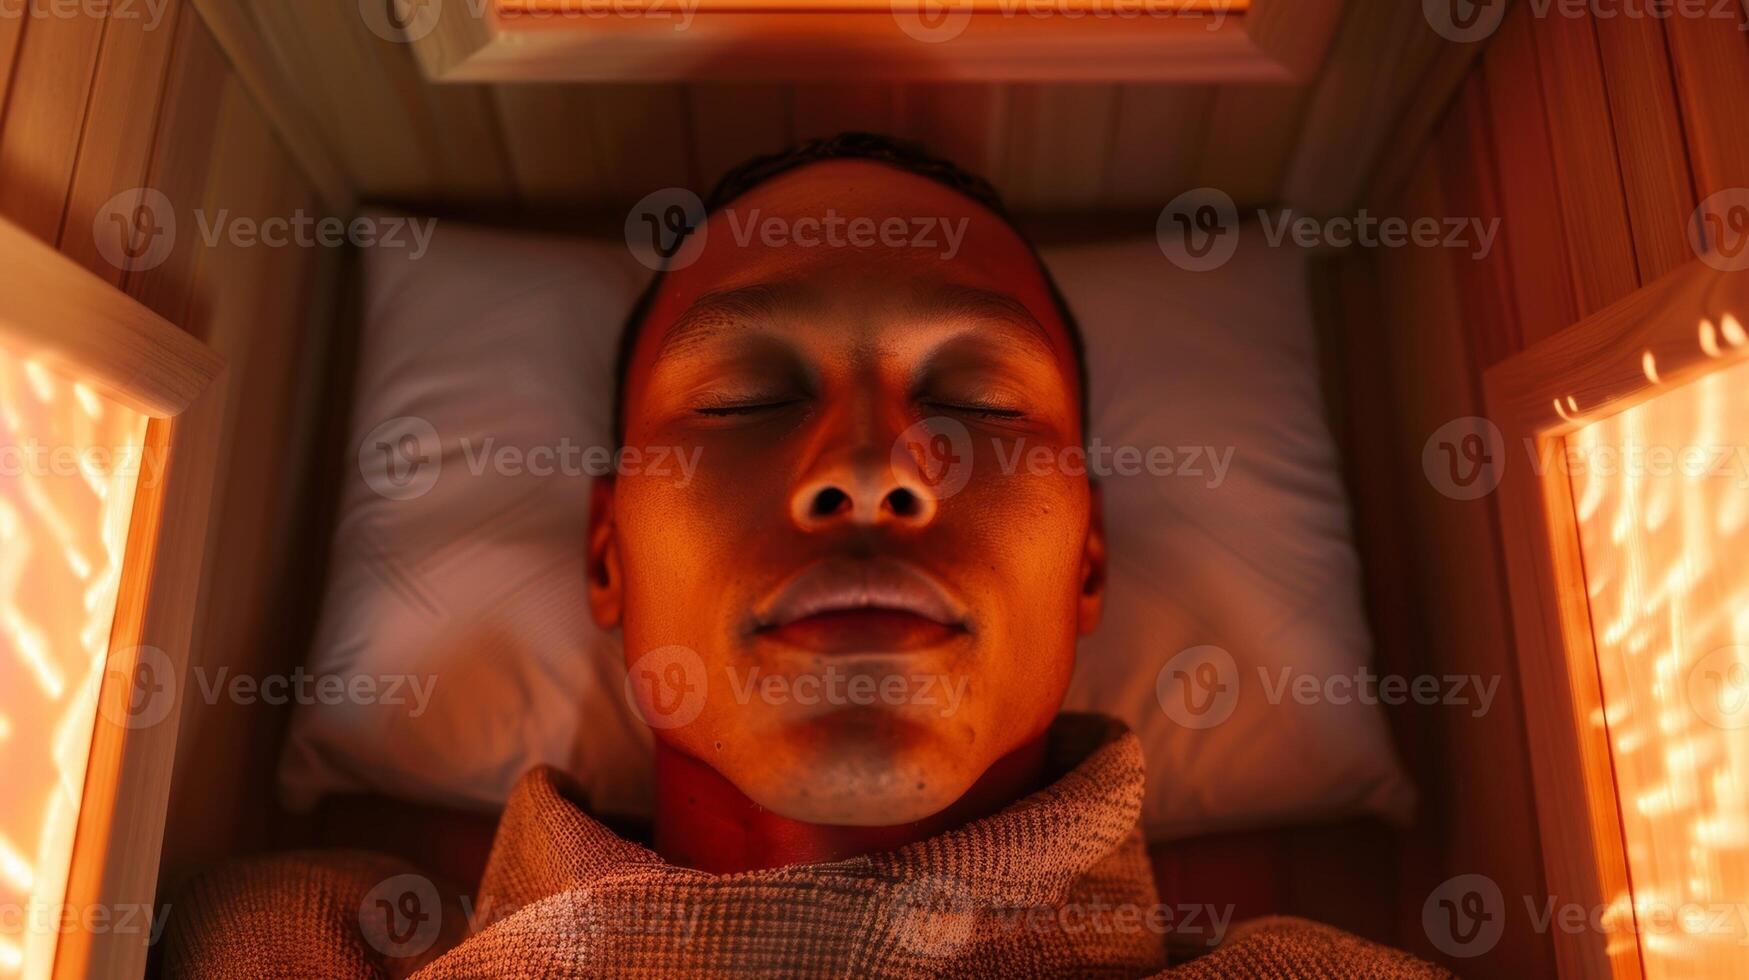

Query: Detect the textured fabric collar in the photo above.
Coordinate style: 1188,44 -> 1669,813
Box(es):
478,712 -> 1148,912
424,713 -> 1166,977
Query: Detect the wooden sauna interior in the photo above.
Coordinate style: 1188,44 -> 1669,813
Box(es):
2,0 -> 1748,976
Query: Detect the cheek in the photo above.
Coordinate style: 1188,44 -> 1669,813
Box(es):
610,449 -> 793,630
954,437 -> 1090,572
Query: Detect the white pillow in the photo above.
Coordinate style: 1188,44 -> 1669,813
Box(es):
278,215 -> 1414,838
1049,231 -> 1413,837
277,222 -> 653,816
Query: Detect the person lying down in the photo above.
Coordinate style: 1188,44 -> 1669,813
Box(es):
164,134 -> 1446,979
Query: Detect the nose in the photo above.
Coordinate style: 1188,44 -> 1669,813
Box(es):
790,446 -> 939,532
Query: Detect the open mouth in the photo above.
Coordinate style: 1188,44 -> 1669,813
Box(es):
753,559 -> 969,654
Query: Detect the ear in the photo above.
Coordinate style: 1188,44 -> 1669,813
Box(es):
586,477 -> 623,629
1077,480 -> 1107,636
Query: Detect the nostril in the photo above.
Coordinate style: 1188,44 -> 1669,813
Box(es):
810,486 -> 852,520
885,487 -> 921,519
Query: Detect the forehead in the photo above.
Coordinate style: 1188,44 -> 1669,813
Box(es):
627,159 -> 1076,375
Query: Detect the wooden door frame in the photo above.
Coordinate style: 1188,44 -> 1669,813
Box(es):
1485,254 -> 1749,978
0,216 -> 225,980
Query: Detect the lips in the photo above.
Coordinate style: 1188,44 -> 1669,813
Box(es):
754,559 -> 969,654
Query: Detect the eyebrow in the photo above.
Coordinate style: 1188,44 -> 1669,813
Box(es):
655,280 -> 1059,363
913,283 -> 1058,357
655,282 -> 812,362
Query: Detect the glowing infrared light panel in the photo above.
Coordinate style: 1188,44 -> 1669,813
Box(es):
1570,356 -> 1749,977
0,350 -> 148,979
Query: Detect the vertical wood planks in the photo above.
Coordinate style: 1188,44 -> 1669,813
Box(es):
1480,3 -> 1578,348
1279,0 -> 1447,216
999,84 -> 1119,212
1372,159 -> 1556,977
1435,73 -> 1520,370
792,83 -> 899,142
1593,15 -> 1696,282
0,5 -> 108,241
61,0 -> 184,284
1665,9 -> 1749,199
496,84 -> 692,207
895,83 -> 1007,181
585,85 -> 694,201
1104,85 -> 1214,209
1529,10 -> 1639,314
688,84 -> 791,192
0,8 -> 25,116
128,9 -> 226,327
1194,84 -> 1305,208
495,85 -> 610,206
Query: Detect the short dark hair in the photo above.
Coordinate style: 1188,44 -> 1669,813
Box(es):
612,132 -> 1088,442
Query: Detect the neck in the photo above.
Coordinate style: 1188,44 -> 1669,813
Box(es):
652,734 -> 1050,873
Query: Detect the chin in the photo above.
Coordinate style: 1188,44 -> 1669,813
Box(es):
742,711 -> 980,826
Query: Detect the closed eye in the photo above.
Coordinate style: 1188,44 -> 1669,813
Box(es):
925,400 -> 1026,420
694,399 -> 805,417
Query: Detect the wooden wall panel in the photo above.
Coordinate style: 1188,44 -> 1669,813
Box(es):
1435,74 -> 1519,371
0,7 -> 108,240
1280,0 -> 1448,216
587,85 -> 695,199
1530,11 -> 1639,315
1666,12 -> 1749,199
1593,16 -> 1695,282
129,10 -> 228,326
688,84 -> 792,191
0,0 -> 348,923
141,0 -> 1421,215
159,77 -> 339,885
793,83 -> 899,142
499,84 -> 694,205
1195,84 -> 1306,208
1480,4 -> 1578,349
896,84 -> 1008,183
495,85 -> 612,205
1365,161 -> 1554,976
0,12 -> 23,111
242,0 -> 435,197
1344,2 -> 1749,974
186,0 -> 351,210
1104,85 -> 1215,209
61,0 -> 185,284
999,85 -> 1119,212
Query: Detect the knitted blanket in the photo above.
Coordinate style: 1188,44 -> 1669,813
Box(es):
163,715 -> 1447,978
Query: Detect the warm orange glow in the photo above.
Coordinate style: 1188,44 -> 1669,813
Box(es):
504,0 -> 1248,10
1571,354 -> 1749,976
0,349 -> 147,978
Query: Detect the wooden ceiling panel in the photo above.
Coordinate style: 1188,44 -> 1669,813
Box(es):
169,0 -> 1483,218
408,1 -> 1324,84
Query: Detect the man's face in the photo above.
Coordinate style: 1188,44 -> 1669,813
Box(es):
590,160 -> 1105,825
